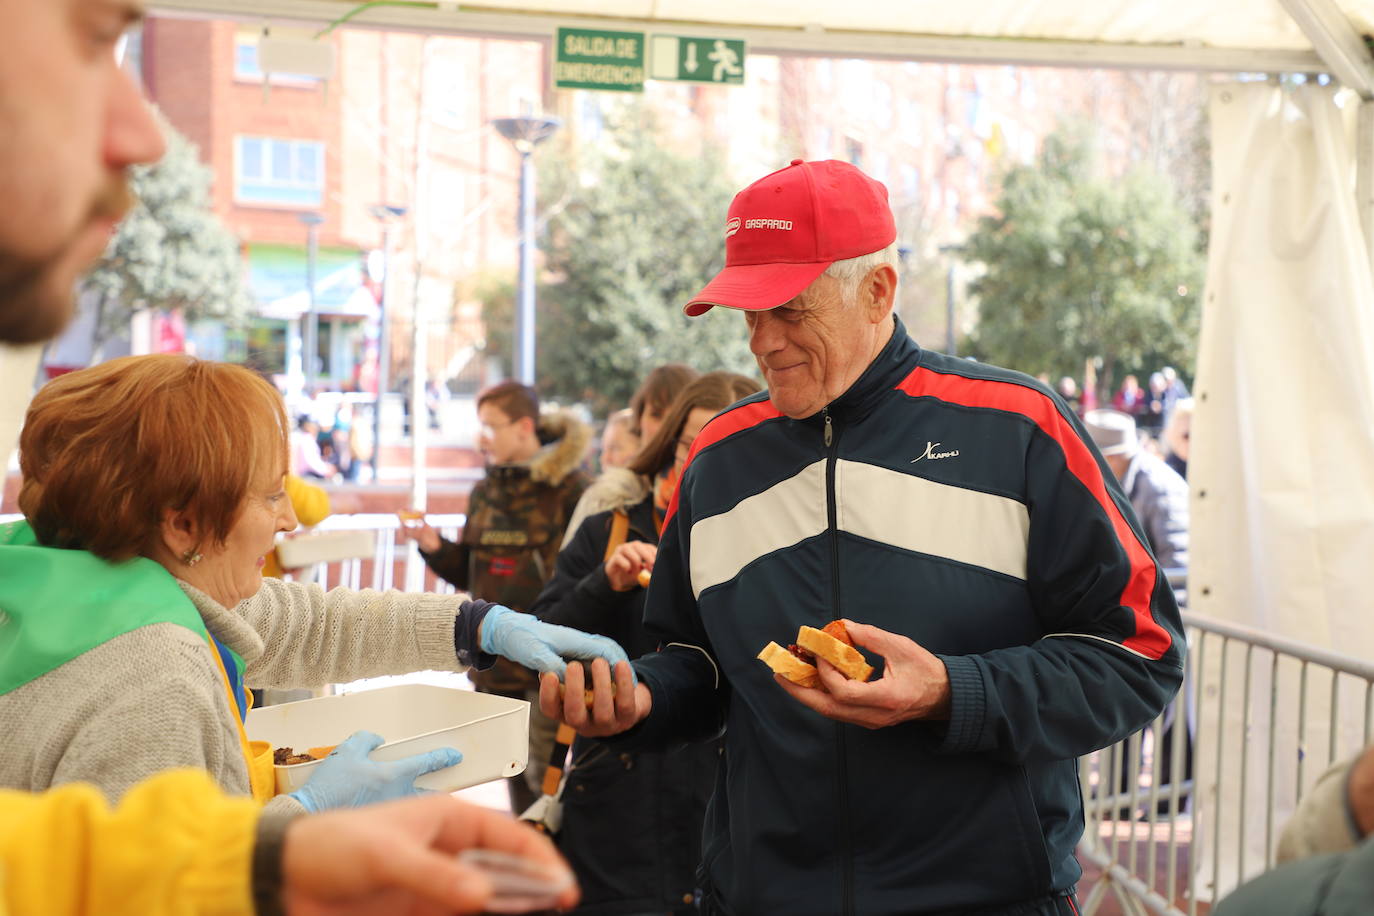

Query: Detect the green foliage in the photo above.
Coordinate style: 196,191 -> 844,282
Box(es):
80,114 -> 250,351
484,107 -> 757,416
962,125 -> 1203,394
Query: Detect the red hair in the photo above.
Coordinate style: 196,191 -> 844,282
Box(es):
19,355 -> 290,561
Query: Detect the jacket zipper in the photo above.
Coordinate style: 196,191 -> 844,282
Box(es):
822,408 -> 855,916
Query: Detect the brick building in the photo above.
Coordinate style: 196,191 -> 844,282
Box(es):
131,15 -> 1202,395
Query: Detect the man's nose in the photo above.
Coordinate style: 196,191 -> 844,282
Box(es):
747,313 -> 783,355
105,65 -> 166,171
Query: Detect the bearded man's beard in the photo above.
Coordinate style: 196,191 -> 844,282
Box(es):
0,179 -> 135,346
0,255 -> 78,345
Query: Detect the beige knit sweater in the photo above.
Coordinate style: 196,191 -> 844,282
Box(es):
0,576 -> 467,814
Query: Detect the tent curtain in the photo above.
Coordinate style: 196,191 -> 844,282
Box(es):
1191,81 -> 1374,898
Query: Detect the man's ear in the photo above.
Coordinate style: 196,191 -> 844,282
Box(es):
157,507 -> 201,560
518,415 -> 538,440
862,264 -> 898,324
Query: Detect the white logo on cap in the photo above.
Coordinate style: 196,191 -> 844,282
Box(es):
724,217 -> 741,238
744,218 -> 794,231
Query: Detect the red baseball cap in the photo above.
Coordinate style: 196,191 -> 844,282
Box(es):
684,159 -> 897,317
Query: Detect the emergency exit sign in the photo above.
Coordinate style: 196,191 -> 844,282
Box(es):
554,27 -> 645,92
648,35 -> 746,85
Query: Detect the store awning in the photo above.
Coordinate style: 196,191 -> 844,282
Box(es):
247,243 -> 378,321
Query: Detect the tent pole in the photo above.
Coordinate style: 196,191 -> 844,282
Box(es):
1359,102 -> 1374,274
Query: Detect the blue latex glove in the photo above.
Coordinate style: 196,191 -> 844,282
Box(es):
479,605 -> 633,682
287,730 -> 462,813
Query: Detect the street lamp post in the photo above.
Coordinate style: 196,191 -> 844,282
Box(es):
368,204 -> 407,484
492,115 -> 560,385
299,212 -> 325,389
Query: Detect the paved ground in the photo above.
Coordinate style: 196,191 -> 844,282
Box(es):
1078,818 -> 1211,916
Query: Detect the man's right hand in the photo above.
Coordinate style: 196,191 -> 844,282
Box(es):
605,541 -> 657,591
395,511 -> 442,553
539,659 -> 650,737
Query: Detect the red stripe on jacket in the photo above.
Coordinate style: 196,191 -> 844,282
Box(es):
896,366 -> 1172,659
662,400 -> 783,529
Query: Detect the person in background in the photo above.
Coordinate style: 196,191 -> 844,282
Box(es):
0,0 -> 579,910
562,365 -> 699,549
1084,408 -> 1189,572
543,159 -> 1183,916
399,381 -> 592,815
1214,743 -> 1374,915
1056,375 -> 1082,415
1084,407 -> 1192,809
291,415 -> 336,481
1141,371 -> 1169,434
629,363 -> 699,444
597,408 -> 638,472
529,371 -> 760,916
1160,366 -> 1190,424
1113,373 -> 1147,418
1162,397 -> 1192,479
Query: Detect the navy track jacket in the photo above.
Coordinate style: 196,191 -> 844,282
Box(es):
625,319 -> 1185,915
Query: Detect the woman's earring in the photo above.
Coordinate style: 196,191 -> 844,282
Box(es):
181,549 -> 203,567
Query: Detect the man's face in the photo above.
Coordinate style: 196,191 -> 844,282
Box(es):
477,403 -> 531,466
743,273 -> 884,420
0,0 -> 165,344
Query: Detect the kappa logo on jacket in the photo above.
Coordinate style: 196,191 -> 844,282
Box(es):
911,441 -> 960,462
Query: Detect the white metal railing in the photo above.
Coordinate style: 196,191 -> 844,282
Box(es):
12,509 -> 1374,912
306,512 -> 465,593
1078,607 -> 1374,915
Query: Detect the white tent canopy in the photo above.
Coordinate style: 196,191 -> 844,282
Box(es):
156,0 -> 1372,75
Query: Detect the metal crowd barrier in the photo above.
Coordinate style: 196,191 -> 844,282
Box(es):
306,512 -> 466,594
1078,594 -> 1374,915
11,510 -> 1374,914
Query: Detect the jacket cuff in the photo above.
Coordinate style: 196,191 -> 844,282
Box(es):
455,599 -> 498,669
252,805 -> 304,916
934,654 -> 988,755
411,593 -> 468,670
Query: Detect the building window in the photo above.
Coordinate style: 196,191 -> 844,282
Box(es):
235,136 -> 325,207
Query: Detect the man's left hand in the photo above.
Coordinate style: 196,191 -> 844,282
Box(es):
774,621 -> 952,728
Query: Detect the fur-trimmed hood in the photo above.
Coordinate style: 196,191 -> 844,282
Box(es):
559,467 -> 651,549
527,409 -> 592,487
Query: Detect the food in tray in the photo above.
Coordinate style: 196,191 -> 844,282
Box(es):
272,744 -> 338,765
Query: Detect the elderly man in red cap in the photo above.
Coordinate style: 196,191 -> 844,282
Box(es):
542,159 -> 1184,916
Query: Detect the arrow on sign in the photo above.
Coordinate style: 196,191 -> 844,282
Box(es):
685,42 -> 699,73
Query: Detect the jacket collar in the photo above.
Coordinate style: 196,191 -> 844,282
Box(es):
804,314 -> 921,426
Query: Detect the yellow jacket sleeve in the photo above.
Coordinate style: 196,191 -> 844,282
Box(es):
0,769 -> 259,916
285,474 -> 331,528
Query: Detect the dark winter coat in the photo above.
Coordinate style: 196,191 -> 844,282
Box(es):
529,468 -> 719,915
421,410 -> 590,692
